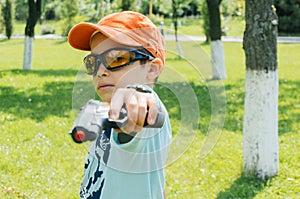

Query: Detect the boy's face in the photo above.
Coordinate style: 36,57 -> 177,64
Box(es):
90,33 -> 157,102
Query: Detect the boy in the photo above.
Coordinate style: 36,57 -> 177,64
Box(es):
68,11 -> 172,199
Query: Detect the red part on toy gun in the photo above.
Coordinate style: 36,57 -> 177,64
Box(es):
75,130 -> 85,142
71,127 -> 97,143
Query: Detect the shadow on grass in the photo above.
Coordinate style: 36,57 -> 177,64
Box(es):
0,38 -> 9,42
220,79 -> 300,135
216,174 -> 268,199
1,68 -> 78,77
222,80 -> 245,133
0,69 -> 91,121
155,81 -> 227,135
1,75 -> 220,131
54,38 -> 68,45
1,82 -> 74,121
1,69 -> 298,136
278,79 -> 300,135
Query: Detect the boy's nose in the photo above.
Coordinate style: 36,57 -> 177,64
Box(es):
96,64 -> 109,78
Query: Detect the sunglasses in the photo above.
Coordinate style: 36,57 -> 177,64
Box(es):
83,48 -> 155,75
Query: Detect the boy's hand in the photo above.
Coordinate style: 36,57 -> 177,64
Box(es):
109,88 -> 159,133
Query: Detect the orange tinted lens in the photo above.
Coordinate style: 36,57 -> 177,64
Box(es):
104,50 -> 134,68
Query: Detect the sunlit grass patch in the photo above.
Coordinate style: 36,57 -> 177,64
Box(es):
0,39 -> 299,198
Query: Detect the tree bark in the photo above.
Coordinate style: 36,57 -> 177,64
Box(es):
23,0 -> 41,70
206,0 -> 227,79
206,0 -> 222,41
172,0 -> 183,58
242,0 -> 279,180
2,0 -> 13,39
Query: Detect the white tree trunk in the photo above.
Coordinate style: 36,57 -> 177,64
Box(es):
176,40 -> 184,58
23,35 -> 34,70
243,69 -> 279,179
211,40 -> 227,79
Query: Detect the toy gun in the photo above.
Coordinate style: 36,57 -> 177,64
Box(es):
69,99 -> 165,143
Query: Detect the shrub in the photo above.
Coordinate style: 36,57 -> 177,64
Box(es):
1,0 -> 13,39
274,0 -> 300,33
60,0 -> 78,36
40,25 -> 55,35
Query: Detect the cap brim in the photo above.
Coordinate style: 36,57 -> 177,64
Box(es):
68,22 -> 141,51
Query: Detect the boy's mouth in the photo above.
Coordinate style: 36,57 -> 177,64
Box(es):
97,84 -> 114,90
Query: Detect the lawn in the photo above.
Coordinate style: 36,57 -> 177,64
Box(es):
0,37 -> 299,199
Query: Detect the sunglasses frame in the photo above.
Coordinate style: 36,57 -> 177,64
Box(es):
83,48 -> 155,75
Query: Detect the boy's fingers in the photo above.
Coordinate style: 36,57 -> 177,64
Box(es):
147,104 -> 158,125
126,93 -> 139,126
110,88 -> 159,133
124,92 -> 147,133
136,95 -> 147,127
109,89 -> 126,120
147,96 -> 158,125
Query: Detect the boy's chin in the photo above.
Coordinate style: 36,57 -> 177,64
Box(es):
98,93 -> 112,102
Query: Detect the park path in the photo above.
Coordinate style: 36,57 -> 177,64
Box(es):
164,34 -> 300,43
1,33 -> 300,43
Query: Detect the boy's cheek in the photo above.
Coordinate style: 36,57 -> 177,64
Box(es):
117,75 -> 148,88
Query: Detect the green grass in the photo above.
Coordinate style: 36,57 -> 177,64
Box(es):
0,38 -> 299,198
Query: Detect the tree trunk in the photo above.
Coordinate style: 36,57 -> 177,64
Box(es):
23,0 -> 41,70
23,36 -> 34,70
206,0 -> 227,79
172,0 -> 183,58
210,40 -> 226,79
2,0 -> 13,39
149,0 -> 153,19
243,0 -> 279,180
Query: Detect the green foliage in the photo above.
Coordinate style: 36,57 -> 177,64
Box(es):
60,0 -> 78,36
42,0 -> 62,20
61,0 -> 78,19
138,0 -> 173,17
200,1 -> 209,42
120,0 -> 136,11
274,0 -> 300,33
77,0 -> 103,22
1,0 -> 13,39
155,0 -> 172,16
171,0 -> 192,39
78,0 -> 121,22
223,0 -> 245,17
14,0 -> 28,21
14,0 -> 55,21
0,5 -> 2,34
199,0 -> 245,41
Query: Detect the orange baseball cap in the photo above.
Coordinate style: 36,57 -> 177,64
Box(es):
68,11 -> 166,65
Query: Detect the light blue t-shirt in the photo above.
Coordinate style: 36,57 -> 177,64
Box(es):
79,98 -> 172,199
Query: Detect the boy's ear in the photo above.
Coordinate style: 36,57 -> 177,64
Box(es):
147,58 -> 163,81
